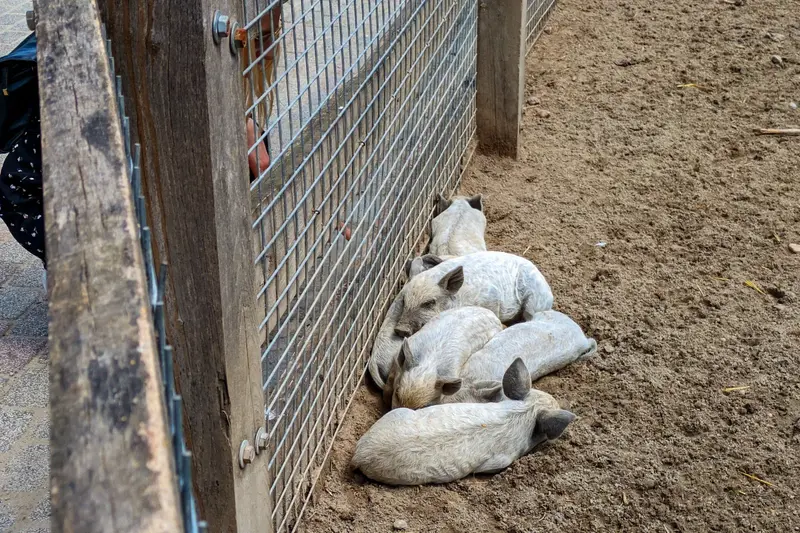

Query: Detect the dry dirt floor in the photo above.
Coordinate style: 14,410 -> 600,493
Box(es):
303,0 -> 800,530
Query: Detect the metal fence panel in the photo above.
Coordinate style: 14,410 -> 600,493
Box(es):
242,0 -> 477,529
526,0 -> 556,52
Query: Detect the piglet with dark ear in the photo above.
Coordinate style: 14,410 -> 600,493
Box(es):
367,296 -> 404,390
352,357 -> 576,485
404,253 -> 454,279
396,251 -> 553,336
429,193 -> 487,257
453,310 -> 597,402
389,307 -> 502,410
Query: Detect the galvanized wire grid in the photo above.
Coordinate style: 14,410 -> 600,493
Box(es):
101,25 -> 206,533
526,0 -> 556,52
242,0 -> 477,530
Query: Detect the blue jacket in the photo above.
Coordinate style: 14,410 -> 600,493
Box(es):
0,32 -> 37,153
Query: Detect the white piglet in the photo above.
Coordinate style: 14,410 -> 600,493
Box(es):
390,307 -> 503,409
367,297 -> 404,389
395,251 -> 554,337
404,253 -> 454,279
448,311 -> 597,403
429,193 -> 487,257
352,358 -> 576,485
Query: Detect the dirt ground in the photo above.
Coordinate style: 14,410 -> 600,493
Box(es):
303,0 -> 800,530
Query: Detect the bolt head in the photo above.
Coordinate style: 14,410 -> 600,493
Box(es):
254,426 -> 268,454
212,11 -> 231,44
238,439 -> 256,468
26,10 -> 36,31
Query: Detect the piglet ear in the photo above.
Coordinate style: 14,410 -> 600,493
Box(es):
438,265 -> 464,294
467,194 -> 483,212
436,376 -> 462,395
502,358 -> 531,401
421,254 -> 444,269
398,339 -> 416,369
535,409 -> 576,441
472,380 -> 503,402
435,193 -> 452,217
404,258 -> 414,278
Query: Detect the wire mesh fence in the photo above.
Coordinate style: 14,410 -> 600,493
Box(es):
526,0 -> 556,52
242,0 -> 477,529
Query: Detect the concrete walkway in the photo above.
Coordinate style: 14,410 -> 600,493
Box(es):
0,3 -> 50,532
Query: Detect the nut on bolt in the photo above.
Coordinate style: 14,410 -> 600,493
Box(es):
254,426 -> 267,454
230,22 -> 246,54
212,10 -> 231,45
26,10 -> 37,31
239,439 -> 256,469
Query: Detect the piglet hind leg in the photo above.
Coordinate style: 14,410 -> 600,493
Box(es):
474,454 -> 515,475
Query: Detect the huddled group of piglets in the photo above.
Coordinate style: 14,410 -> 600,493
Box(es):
351,193 -> 596,486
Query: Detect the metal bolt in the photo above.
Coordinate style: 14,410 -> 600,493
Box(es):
230,21 -> 246,55
26,10 -> 37,31
238,440 -> 256,469
254,426 -> 267,455
211,10 -> 231,45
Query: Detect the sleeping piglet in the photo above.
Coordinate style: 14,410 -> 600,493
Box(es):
429,193 -> 487,257
446,310 -> 597,403
395,251 -> 553,337
390,307 -> 503,409
368,297 -> 404,389
404,253 -> 454,279
352,358 -> 576,485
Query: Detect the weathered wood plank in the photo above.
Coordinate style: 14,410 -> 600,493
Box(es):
96,1 -> 273,531
37,1 -> 184,532
476,0 -> 526,158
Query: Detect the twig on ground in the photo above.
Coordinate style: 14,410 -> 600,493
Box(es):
755,128 -> 800,136
741,472 -> 775,487
722,385 -> 750,393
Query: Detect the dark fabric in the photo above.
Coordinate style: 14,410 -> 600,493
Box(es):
0,33 -> 37,153
0,116 -> 44,266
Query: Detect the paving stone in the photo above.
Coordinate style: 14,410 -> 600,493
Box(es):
2,444 -> 48,491
10,303 -> 48,337
0,287 -> 39,320
3,364 -> 47,407
0,241 -> 41,267
0,407 -> 32,452
0,223 -> 11,244
0,337 -> 45,375
0,263 -> 21,285
0,500 -> 14,532
33,419 -> 48,440
6,267 -> 46,289
29,498 -> 50,521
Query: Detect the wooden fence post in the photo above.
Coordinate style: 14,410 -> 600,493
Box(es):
37,1 -> 184,531
96,0 -> 273,531
476,0 -> 526,158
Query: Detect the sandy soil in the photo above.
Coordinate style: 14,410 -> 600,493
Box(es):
302,0 -> 800,530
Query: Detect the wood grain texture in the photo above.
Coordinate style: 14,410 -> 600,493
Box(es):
476,0 -> 526,158
96,1 -> 272,531
36,0 -> 184,532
